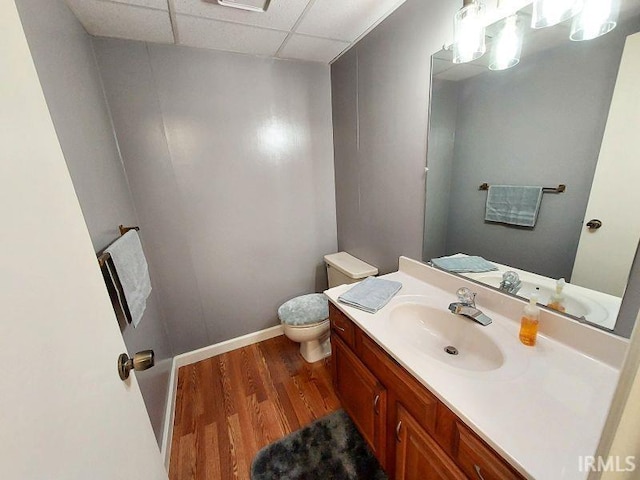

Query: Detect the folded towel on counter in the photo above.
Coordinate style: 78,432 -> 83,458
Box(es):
485,185 -> 543,227
104,230 -> 152,328
338,277 -> 402,314
431,254 -> 498,273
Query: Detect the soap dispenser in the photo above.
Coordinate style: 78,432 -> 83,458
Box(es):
519,294 -> 540,347
547,278 -> 566,313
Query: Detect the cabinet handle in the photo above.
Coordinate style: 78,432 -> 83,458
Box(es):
474,464 -> 486,480
373,394 -> 380,415
334,323 -> 345,332
395,420 -> 402,443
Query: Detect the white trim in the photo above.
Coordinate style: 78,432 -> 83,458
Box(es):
160,356 -> 178,469
174,324 -> 284,368
159,324 -> 284,469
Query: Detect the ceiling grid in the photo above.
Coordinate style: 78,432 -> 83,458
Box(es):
65,0 -> 407,63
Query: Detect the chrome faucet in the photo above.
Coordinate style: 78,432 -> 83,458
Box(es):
448,287 -> 492,326
499,271 -> 522,295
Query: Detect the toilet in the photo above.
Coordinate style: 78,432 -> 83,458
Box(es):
278,252 -> 378,363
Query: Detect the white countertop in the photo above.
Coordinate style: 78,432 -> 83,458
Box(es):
325,257 -> 625,480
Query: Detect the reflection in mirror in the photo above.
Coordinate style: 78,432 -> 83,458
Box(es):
423,3 -> 640,336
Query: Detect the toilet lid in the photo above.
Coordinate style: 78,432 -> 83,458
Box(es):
278,293 -> 329,326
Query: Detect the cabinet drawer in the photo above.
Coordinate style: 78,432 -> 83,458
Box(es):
329,302 -> 355,348
453,422 -> 524,480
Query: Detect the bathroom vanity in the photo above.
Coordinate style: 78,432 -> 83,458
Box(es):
325,257 -> 627,480
331,302 -> 523,479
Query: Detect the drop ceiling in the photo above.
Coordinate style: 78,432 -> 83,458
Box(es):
64,0 -> 407,63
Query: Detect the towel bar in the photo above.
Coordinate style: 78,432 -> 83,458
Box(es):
97,225 -> 140,266
479,183 -> 566,193
119,224 -> 139,235
96,225 -> 140,327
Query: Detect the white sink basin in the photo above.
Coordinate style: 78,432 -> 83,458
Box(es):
387,302 -> 505,372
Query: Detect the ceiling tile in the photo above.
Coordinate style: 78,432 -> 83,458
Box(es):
295,0 -> 407,42
97,0 -> 169,10
177,14 -> 288,56
66,0 -> 174,43
278,34 -> 349,63
174,0 -> 311,31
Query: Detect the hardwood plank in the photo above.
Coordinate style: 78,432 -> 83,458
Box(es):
291,372 -> 330,418
176,365 -> 197,437
283,375 -> 315,426
196,422 -> 221,480
256,336 -> 294,383
217,353 -> 237,419
255,398 -> 286,447
227,413 -> 250,479
194,360 -> 215,425
251,344 -> 297,434
244,393 -> 271,450
176,432 -> 196,480
273,381 -> 301,433
169,334 -> 340,480
240,347 -> 268,402
208,359 -> 234,480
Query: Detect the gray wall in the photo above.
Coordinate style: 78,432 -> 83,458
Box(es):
331,0 -> 458,274
94,39 -> 337,355
443,21 -> 637,280
15,0 -> 172,446
423,78 -> 459,262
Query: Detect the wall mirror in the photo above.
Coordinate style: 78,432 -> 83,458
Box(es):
423,2 -> 640,337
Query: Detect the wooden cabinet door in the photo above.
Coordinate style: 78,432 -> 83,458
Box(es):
395,404 -> 466,480
332,335 -> 387,464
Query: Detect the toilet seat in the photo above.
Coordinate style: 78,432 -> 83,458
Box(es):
278,293 -> 328,326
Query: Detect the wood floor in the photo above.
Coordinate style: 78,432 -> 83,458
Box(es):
169,335 -> 341,480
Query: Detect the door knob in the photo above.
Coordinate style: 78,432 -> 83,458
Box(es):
118,350 -> 154,380
586,219 -> 602,230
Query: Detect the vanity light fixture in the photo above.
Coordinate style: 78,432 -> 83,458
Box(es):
489,14 -> 523,70
531,0 -> 583,29
453,0 -> 487,64
570,0 -> 620,41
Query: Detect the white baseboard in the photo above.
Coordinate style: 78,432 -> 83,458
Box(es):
160,324 -> 284,469
160,356 -> 178,469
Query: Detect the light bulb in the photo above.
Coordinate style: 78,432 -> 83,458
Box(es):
489,14 -> 523,71
532,0 -> 583,29
453,1 -> 487,64
570,0 -> 619,41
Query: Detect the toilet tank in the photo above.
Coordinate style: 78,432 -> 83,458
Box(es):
324,252 -> 378,288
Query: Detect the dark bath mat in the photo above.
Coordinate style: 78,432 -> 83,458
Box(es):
251,409 -> 387,480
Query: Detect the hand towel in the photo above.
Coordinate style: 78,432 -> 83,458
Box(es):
104,230 -> 152,328
431,255 -> 497,273
338,277 -> 402,314
485,185 -> 543,227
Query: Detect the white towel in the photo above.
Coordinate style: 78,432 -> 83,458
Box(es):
105,230 -> 152,328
